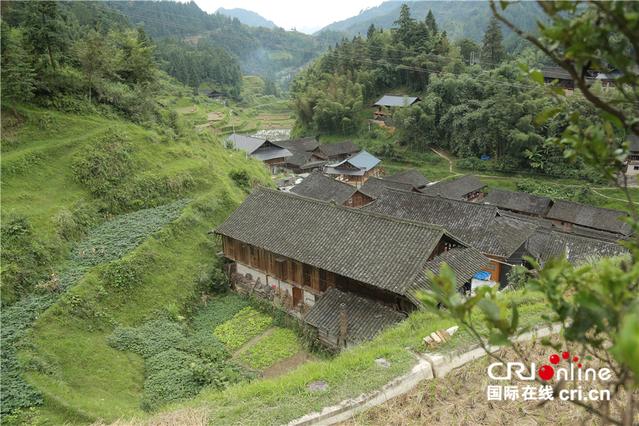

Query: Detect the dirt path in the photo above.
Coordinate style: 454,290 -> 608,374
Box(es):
261,350 -> 315,379
430,147 -> 455,173
592,188 -> 639,205
232,327 -> 275,357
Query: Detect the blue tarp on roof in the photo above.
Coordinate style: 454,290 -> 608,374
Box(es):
473,271 -> 491,280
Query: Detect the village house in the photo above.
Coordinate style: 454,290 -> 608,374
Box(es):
324,150 -> 381,187
362,188 -> 537,286
421,175 -> 486,202
289,171 -> 356,205
313,141 -> 360,162
346,176 -> 420,207
384,168 -> 430,190
624,134 -> 639,184
545,199 -> 632,236
226,133 -> 292,173
214,187 -> 489,348
526,229 -> 628,265
483,189 -> 553,217
542,66 -> 575,92
373,95 -> 420,121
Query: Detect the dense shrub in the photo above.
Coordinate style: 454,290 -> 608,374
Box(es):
506,265 -> 529,290
516,179 -> 597,204
53,201 -> 100,241
229,169 -> 251,193
72,129 -> 135,198
238,328 -> 301,370
108,315 -> 248,412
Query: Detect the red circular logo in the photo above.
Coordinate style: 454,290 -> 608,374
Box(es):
538,365 -> 555,381
562,351 -> 570,360
549,354 -> 560,365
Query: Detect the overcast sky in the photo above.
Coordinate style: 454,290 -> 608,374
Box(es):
192,0 -> 385,33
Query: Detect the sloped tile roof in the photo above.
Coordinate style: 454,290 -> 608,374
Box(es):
385,169 -> 430,189
362,188 -> 536,258
374,95 -> 420,107
358,177 -> 414,199
407,247 -> 491,305
304,288 -> 405,344
316,141 -> 360,158
227,134 -> 292,159
325,150 -> 380,176
278,137 -> 319,152
290,171 -> 356,204
546,200 -> 631,235
484,189 -> 552,216
215,188 -> 460,296
421,175 -> 486,200
526,230 -> 628,264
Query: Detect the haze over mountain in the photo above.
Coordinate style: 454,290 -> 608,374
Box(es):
216,7 -> 277,29
318,0 -> 544,48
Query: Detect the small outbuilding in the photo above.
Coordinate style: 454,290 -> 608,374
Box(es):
323,150 -> 381,187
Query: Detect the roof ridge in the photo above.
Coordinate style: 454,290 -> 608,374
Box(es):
256,186 -> 447,233
381,186 -> 498,211
551,198 -> 629,214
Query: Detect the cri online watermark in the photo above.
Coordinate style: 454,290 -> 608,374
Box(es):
486,351 -> 612,402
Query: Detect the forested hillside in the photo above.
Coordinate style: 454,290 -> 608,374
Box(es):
216,7 -> 277,29
107,1 -> 341,84
319,0 -> 545,51
292,4 -> 611,182
1,1 -> 274,422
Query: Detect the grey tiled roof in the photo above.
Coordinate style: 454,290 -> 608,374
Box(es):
385,169 -> 430,189
283,149 -> 313,168
362,188 -> 536,258
374,95 -> 420,107
358,177 -> 414,199
484,189 -> 552,216
290,171 -> 356,204
546,200 -> 631,235
278,137 -> 319,152
227,133 -> 292,160
526,230 -> 628,265
316,141 -> 360,158
421,175 -> 485,200
325,150 -> 381,176
408,247 -> 490,304
215,188 -> 461,296
629,133 -> 639,152
304,288 -> 405,344
542,67 -> 573,80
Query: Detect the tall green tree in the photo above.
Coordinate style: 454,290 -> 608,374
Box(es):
0,23 -> 36,105
480,16 -> 505,68
22,1 -> 68,70
393,4 -> 416,47
74,29 -> 120,102
366,23 -> 376,40
425,9 -> 438,35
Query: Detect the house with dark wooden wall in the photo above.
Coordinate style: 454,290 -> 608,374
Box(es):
214,188 -> 489,348
289,171 -> 356,205
421,175 -> 486,202
373,95 -> 420,121
226,133 -> 292,173
545,200 -> 631,236
363,188 -> 537,286
323,150 -> 381,187
483,189 -> 553,217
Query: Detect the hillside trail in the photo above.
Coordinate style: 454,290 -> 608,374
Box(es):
232,326 -> 276,358
428,146 -> 638,205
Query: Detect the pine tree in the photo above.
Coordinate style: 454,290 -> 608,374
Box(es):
1,23 -> 36,105
367,23 -> 376,40
393,4 -> 415,47
425,10 -> 438,35
481,17 -> 505,68
22,1 -> 68,70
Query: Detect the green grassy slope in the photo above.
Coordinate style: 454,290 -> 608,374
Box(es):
1,100 -> 272,424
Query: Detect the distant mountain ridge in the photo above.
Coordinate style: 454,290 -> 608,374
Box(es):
216,7 -> 277,29
318,1 -> 544,48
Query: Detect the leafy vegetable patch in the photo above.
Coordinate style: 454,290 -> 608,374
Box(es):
238,328 -> 301,370
213,307 -> 273,351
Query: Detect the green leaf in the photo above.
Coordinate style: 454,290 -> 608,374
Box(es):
478,298 -> 502,322
529,69 -> 545,85
535,107 -> 561,125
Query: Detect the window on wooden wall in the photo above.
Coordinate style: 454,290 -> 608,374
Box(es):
275,257 -> 287,281
303,264 -> 312,287
319,269 -> 327,292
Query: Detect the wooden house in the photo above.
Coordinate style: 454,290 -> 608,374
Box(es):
290,171 -> 356,205
545,200 -> 631,236
483,189 -> 552,217
542,67 -> 575,91
363,188 -> 537,287
421,175 -> 486,202
214,188 -> 489,348
526,229 -> 628,265
373,95 -> 420,120
384,168 -> 430,190
346,176 -> 419,207
313,141 -> 360,162
277,137 -> 326,173
323,150 -> 381,187
226,134 -> 292,173
624,134 -> 639,182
